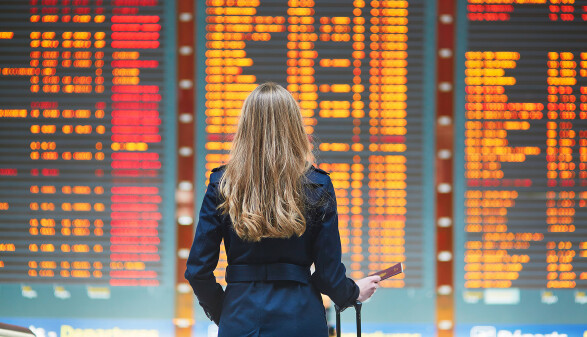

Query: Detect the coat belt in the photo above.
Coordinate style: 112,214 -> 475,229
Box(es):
226,263 -> 311,284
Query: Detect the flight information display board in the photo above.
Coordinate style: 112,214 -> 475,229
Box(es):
0,0 -> 176,320
196,0 -> 436,332
455,0 -> 587,334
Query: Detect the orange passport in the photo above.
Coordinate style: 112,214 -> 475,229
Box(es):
369,262 -> 403,280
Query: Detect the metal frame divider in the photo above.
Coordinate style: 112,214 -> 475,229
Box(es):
435,0 -> 457,335
175,0 -> 196,336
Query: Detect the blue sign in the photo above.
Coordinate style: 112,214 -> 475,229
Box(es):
0,318 -> 174,337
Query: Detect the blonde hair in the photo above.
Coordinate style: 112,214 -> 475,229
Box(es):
218,82 -> 315,242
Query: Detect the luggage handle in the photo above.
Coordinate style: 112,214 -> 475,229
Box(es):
335,301 -> 362,337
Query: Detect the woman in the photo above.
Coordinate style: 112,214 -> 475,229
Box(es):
185,82 -> 380,337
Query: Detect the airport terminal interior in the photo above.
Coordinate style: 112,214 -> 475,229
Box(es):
0,0 -> 586,336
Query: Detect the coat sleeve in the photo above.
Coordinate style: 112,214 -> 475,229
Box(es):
310,177 -> 360,308
184,180 -> 225,325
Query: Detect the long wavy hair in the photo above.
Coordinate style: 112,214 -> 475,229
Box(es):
218,82 -> 315,242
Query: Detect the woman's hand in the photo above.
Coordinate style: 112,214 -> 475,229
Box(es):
355,275 -> 381,302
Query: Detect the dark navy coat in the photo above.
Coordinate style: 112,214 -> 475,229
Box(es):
184,165 -> 359,337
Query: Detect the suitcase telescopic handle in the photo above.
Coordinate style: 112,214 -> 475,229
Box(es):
335,301 -> 362,337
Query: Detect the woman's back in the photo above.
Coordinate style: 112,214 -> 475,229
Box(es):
184,83 -> 376,337
186,164 -> 359,337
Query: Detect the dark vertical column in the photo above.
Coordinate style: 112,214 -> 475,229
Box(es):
175,0 -> 195,336
435,0 -> 456,334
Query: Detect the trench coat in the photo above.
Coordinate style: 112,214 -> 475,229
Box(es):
184,165 -> 360,337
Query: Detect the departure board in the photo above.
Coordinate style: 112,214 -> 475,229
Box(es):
0,0 -> 176,319
455,0 -> 587,333
196,0 -> 436,332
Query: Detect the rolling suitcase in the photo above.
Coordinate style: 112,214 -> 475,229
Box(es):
335,301 -> 362,337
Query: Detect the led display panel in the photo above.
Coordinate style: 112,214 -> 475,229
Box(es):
0,0 -> 176,323
455,0 -> 587,335
196,0 -> 437,333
